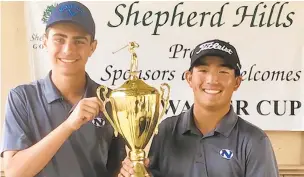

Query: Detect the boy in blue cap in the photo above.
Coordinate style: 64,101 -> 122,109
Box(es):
1,1 -> 126,177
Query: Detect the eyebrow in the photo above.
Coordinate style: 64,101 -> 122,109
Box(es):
52,33 -> 89,42
198,63 -> 233,69
220,64 -> 233,68
73,36 -> 89,42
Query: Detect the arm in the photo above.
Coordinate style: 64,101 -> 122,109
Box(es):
147,133 -> 162,177
2,90 -> 103,177
245,136 -> 279,177
106,134 -> 127,176
3,121 -> 74,177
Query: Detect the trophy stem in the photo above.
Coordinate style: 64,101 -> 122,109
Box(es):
129,150 -> 150,177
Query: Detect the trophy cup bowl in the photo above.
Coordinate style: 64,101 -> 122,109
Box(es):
96,42 -> 170,177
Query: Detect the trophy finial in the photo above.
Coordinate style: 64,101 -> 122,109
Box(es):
112,42 -> 140,80
128,42 -> 139,80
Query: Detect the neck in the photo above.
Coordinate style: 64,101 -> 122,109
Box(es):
193,103 -> 230,135
51,71 -> 86,105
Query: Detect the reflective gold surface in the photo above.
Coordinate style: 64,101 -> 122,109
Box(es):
97,42 -> 170,177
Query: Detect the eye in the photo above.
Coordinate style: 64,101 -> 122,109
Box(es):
54,38 -> 64,43
198,69 -> 208,73
75,40 -> 86,45
219,70 -> 229,74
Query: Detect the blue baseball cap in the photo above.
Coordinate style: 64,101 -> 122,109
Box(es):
46,1 -> 95,40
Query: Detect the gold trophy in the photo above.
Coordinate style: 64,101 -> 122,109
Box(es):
96,42 -> 170,177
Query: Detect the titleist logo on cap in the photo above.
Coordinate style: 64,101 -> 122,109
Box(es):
196,42 -> 233,55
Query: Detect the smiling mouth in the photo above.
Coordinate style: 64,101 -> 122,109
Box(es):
59,58 -> 78,63
203,89 -> 221,94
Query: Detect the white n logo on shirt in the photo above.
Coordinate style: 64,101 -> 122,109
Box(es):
92,117 -> 105,127
220,149 -> 233,160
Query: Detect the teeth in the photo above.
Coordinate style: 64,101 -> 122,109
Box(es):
60,59 -> 77,63
204,89 -> 220,94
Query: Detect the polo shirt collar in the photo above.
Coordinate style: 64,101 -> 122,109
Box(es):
180,105 -> 238,137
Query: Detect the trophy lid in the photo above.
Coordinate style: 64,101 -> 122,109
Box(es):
111,78 -> 159,98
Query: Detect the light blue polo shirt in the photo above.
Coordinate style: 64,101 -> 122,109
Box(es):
1,71 -> 126,177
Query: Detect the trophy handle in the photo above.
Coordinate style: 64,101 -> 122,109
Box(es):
96,85 -> 119,137
154,83 -> 170,134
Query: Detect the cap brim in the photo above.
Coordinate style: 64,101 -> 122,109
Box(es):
189,51 -> 236,70
46,20 -> 93,39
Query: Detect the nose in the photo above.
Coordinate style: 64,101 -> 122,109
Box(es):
62,42 -> 76,55
205,71 -> 219,84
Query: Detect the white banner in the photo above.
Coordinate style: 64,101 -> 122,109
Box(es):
25,1 -> 304,130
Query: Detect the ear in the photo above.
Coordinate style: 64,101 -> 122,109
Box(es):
88,40 -> 97,57
185,70 -> 193,88
234,76 -> 242,91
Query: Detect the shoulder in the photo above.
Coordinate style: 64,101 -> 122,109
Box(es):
236,118 -> 278,171
4,80 -> 44,127
158,112 -> 185,134
160,114 -> 182,127
236,117 -> 268,141
87,76 -> 113,97
7,80 -> 42,102
88,77 -> 100,88
235,117 -> 274,153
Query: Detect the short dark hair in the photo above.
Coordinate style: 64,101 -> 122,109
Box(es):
189,63 -> 241,77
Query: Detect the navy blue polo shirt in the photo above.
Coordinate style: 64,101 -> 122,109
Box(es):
1,71 -> 126,177
148,105 -> 279,177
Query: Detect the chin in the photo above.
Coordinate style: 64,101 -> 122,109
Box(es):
199,99 -> 228,109
202,101 -> 232,110
60,67 -> 84,74
202,103 -> 219,109
197,100 -> 217,107
56,70 -> 79,76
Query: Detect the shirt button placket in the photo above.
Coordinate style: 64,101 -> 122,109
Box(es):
193,138 -> 208,177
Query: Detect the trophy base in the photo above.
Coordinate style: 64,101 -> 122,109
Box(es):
129,150 -> 150,177
131,160 -> 150,177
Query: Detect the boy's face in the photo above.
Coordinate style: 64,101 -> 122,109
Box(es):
44,22 -> 97,76
186,56 -> 242,109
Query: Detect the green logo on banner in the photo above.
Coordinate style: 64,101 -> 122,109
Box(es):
41,3 -> 58,24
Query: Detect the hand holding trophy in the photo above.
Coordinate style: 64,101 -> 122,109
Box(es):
96,42 -> 170,177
